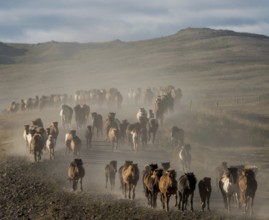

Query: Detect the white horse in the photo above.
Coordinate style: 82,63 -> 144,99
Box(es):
60,104 -> 73,129
46,134 -> 56,160
179,144 -> 191,172
219,167 -> 240,213
131,129 -> 139,152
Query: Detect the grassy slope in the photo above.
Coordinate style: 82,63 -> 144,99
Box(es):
1,27 -> 269,115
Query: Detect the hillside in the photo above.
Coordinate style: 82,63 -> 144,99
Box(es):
1,27 -> 269,114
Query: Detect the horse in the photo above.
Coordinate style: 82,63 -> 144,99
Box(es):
91,112 -> 103,138
140,127 -> 147,148
239,168 -> 257,215
219,167 -> 240,213
198,177 -> 212,211
119,161 -> 133,195
143,165 -> 163,208
179,144 -> 191,172
105,160 -> 117,191
131,129 -> 139,152
215,161 -> 228,188
46,134 -> 56,160
68,158 -> 85,191
30,132 -> 44,162
108,127 -> 120,151
159,169 -> 178,212
85,125 -> 93,149
65,130 -> 81,156
60,104 -> 73,129
121,163 -> 140,199
147,118 -> 159,144
49,121 -> 59,140
178,172 -> 197,211
70,135 -> 82,156
171,126 -> 184,147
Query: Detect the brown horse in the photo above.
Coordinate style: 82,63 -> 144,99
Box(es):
65,130 -> 81,156
85,125 -> 93,149
68,158 -> 85,191
121,163 -> 140,199
105,160 -> 117,190
91,112 -> 103,138
239,169 -> 257,215
143,164 -> 163,208
178,172 -> 197,211
159,169 -> 178,212
147,118 -> 159,144
30,132 -> 44,162
198,177 -> 212,211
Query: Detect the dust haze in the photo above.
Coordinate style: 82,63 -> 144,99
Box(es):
1,28 -> 269,219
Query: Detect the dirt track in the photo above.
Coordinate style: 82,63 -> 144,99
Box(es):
0,103 -> 268,220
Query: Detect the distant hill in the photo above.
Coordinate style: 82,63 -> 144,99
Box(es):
0,42 -> 27,64
3,28 -> 269,64
1,27 -> 269,114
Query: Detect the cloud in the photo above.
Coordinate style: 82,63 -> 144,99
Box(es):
0,0 -> 269,43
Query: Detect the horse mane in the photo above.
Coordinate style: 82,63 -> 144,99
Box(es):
74,158 -> 83,167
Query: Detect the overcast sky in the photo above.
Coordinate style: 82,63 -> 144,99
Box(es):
0,0 -> 269,43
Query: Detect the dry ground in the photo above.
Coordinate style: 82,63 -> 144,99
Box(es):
0,100 -> 268,220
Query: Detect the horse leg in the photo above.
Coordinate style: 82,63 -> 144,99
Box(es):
128,184 -> 132,199
132,185 -> 136,200
124,183 -> 127,198
34,151 -> 37,162
73,179 -> 78,191
250,196 -> 254,215
153,132 -> 156,144
178,192 -> 182,211
227,195 -> 231,213
201,196 -> 205,211
161,194 -> 165,210
105,174 -> 108,188
166,194 -> 170,212
207,194 -> 211,211
190,193 -> 194,211
80,178 -> 83,191
52,148 -> 54,160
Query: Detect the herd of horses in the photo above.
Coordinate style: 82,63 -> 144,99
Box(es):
18,85 -> 258,217
101,159 -> 257,215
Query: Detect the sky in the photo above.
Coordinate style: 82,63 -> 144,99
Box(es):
0,0 -> 269,43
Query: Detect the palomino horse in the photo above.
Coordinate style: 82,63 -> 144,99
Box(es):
219,167 -> 240,213
239,168 -> 257,215
68,158 -> 85,191
159,169 -> 178,212
178,172 -> 197,211
179,144 -> 191,172
105,160 -> 117,191
121,163 -> 140,199
46,134 -> 56,160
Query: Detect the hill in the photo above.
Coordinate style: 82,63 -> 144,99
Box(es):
1,27 -> 269,115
